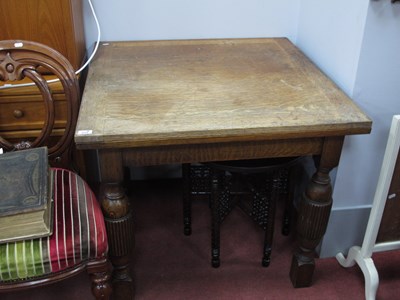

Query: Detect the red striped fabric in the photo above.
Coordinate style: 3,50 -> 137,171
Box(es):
48,168 -> 108,273
1,168 -> 108,281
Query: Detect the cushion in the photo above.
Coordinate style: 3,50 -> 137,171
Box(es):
0,168 -> 108,281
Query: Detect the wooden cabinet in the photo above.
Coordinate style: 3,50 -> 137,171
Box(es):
0,0 -> 85,70
0,0 -> 86,171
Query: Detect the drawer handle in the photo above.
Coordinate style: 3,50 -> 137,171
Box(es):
13,109 -> 24,118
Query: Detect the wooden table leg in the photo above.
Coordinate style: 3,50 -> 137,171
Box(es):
98,150 -> 134,299
290,137 -> 344,288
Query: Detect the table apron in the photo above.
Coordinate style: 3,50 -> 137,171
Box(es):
121,137 -> 325,166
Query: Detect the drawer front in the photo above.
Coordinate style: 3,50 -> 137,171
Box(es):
0,94 -> 67,132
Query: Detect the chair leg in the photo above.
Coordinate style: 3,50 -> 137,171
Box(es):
282,167 -> 295,236
182,163 -> 192,236
211,171 -> 221,268
87,259 -> 113,300
262,175 -> 278,267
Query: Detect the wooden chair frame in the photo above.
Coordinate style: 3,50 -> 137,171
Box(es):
0,40 -> 78,167
0,40 -> 112,299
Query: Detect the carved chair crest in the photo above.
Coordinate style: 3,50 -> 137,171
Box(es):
0,40 -> 79,164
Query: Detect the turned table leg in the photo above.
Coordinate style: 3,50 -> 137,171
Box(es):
290,137 -> 344,288
98,150 -> 134,299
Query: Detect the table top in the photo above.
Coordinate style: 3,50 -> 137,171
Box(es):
75,38 -> 371,149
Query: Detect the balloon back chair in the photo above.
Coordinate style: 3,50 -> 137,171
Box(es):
0,40 -> 112,299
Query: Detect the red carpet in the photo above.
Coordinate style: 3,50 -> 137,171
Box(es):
3,179 -> 400,299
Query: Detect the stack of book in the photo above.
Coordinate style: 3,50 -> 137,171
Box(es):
0,147 -> 53,243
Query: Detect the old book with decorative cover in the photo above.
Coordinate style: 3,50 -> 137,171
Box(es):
0,147 -> 53,243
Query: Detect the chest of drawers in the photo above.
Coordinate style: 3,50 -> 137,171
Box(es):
0,77 -> 67,139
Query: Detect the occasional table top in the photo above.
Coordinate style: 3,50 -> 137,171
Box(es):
75,38 -> 371,149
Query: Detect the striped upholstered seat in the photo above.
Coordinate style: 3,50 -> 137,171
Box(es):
0,168 -> 108,281
0,40 -> 111,299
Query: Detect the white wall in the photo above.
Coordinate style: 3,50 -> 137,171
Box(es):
296,0 -> 369,97
334,1 -> 400,208
81,0 -> 400,257
315,1 -> 400,257
83,0 -> 300,45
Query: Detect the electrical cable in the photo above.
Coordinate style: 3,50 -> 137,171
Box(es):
0,0 -> 101,90
75,0 -> 101,75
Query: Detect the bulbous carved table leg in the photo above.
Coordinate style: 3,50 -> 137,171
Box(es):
290,137 -> 344,288
98,150 -> 134,299
100,183 -> 134,298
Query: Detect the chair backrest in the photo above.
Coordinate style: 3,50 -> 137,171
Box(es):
0,40 -> 79,167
